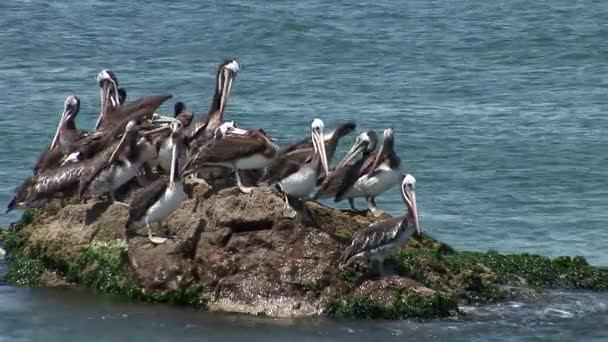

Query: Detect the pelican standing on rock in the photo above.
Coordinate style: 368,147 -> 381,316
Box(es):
313,130 -> 378,209
339,174 -> 420,276
264,119 -> 330,218
127,121 -> 187,244
186,59 -> 240,144
334,128 -> 402,217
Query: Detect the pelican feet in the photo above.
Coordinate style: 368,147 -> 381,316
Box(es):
237,184 -> 254,194
146,224 -> 173,245
282,204 -> 298,218
189,175 -> 212,188
366,197 -> 385,217
370,207 -> 385,217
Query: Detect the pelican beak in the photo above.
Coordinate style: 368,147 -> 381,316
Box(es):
336,139 -> 365,168
151,113 -> 179,124
219,67 -> 237,116
108,78 -> 120,108
229,127 -> 249,135
314,126 -> 330,177
50,107 -> 69,150
403,186 -> 420,235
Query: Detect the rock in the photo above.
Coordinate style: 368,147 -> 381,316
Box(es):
4,183 -> 608,319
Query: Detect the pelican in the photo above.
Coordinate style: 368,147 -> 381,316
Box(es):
186,59 -> 239,144
339,174 -> 420,276
313,130 -> 378,210
93,69 -> 173,132
33,95 -> 88,174
78,121 -> 158,205
333,128 -> 402,217
127,121 -> 187,244
94,69 -> 120,130
7,122 -> 145,212
281,121 -> 357,162
263,119 -> 330,218
183,124 -> 277,193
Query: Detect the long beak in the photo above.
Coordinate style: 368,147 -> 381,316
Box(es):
367,137 -> 387,178
109,79 -> 120,108
108,131 -> 129,163
169,141 -> 179,185
314,129 -> 330,177
219,69 -> 234,116
229,127 -> 248,135
404,188 -> 420,235
151,113 -> 179,124
49,108 -> 69,150
336,140 -> 365,168
141,126 -> 171,136
94,83 -> 112,130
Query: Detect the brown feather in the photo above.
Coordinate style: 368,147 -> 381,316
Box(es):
186,133 -> 270,170
127,177 -> 168,225
340,216 -> 405,265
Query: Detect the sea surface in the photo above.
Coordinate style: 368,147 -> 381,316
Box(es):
0,0 -> 607,340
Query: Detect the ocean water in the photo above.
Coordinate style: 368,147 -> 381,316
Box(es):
1,0 -> 607,340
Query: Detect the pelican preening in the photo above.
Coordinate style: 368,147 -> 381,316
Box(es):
333,128 -> 402,217
186,59 -> 240,144
8,59 -> 421,278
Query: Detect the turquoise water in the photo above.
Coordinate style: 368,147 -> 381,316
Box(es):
1,0 -> 607,340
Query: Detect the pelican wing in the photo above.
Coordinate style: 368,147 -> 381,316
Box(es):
127,177 -> 168,225
185,134 -> 268,171
339,216 -> 406,265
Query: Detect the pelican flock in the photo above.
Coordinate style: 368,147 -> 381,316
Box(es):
7,59 -> 420,276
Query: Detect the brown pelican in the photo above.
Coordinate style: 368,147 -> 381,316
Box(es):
94,69 -> 120,130
186,60 -> 239,143
7,122 -> 142,212
183,125 -> 277,193
7,163 -> 86,212
333,128 -> 402,217
33,96 -> 88,174
313,130 -> 378,210
281,121 -> 357,160
78,121 -> 158,205
127,121 -> 187,244
263,119 -> 329,217
93,69 -> 173,132
339,174 -> 419,276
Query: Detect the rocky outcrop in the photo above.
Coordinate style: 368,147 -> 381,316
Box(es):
2,184 -> 608,319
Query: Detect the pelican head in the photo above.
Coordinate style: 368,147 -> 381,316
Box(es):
125,120 -> 137,133
217,59 -> 239,115
49,95 -> 81,150
336,130 -> 378,168
96,69 -> 120,107
213,121 -> 248,139
311,118 -> 329,178
401,174 -> 420,235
